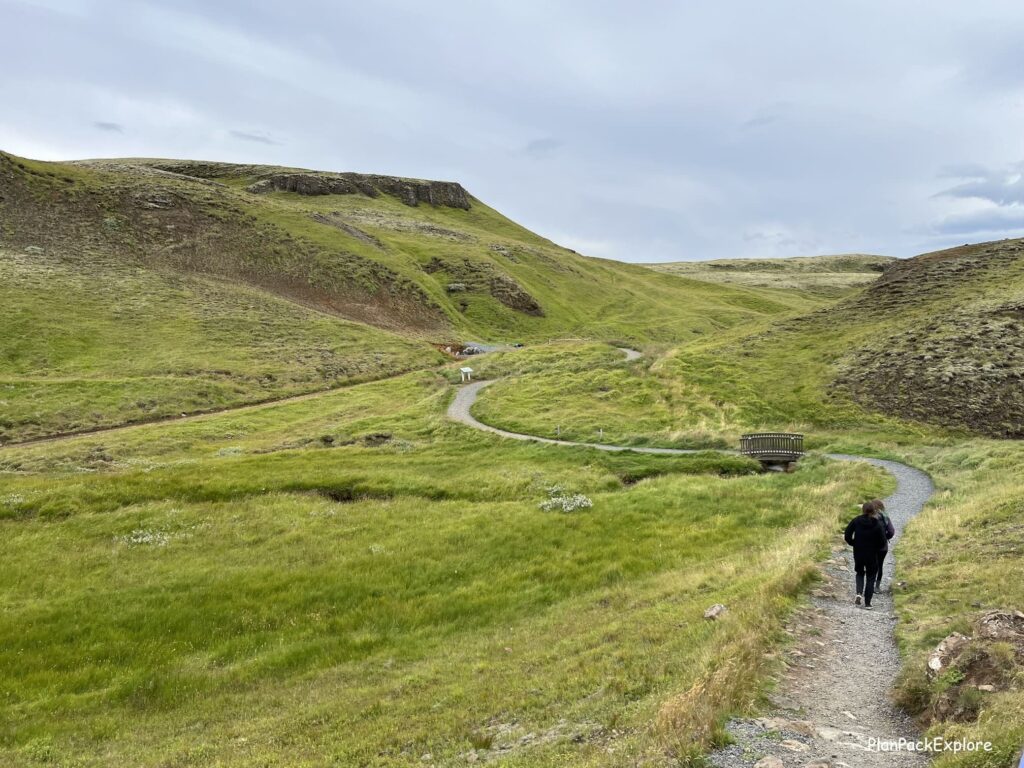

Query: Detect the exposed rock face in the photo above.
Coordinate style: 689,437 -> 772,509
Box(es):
248,172 -> 471,209
368,175 -> 471,209
248,173 -> 378,197
422,256 -> 543,316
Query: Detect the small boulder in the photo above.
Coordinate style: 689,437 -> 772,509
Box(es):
703,604 -> 728,620
927,632 -> 970,676
754,757 -> 784,768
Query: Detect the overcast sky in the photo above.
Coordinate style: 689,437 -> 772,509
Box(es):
3,1 -> 1024,262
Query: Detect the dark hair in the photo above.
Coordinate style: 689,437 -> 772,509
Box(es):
871,499 -> 886,513
861,501 -> 877,516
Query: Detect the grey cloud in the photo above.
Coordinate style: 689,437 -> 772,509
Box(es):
935,161 -> 1024,206
228,129 -> 281,145
5,1 -> 1024,261
932,205 -> 1024,236
93,121 -> 123,133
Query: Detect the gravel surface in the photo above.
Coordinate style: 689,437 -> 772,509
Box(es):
448,351 -> 938,768
708,457 -> 935,768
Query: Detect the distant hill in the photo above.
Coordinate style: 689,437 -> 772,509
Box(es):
0,151 -> 822,440
667,239 -> 1024,437
644,254 -> 896,297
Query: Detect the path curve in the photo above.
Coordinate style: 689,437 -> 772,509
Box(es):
448,350 -> 935,767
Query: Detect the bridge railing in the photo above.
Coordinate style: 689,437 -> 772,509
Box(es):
740,432 -> 805,460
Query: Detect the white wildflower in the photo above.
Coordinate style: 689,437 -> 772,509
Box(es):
119,529 -> 170,547
539,493 -> 593,513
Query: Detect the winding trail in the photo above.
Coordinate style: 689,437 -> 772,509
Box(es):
448,349 -> 935,767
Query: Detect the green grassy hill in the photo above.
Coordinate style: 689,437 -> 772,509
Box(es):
664,238 -> 1024,438
644,253 -> 895,298
477,239 -> 1024,443
0,150 -> 832,441
1,151 -> 818,347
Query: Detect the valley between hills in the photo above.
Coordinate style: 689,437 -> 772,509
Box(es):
2,151 -> 1023,767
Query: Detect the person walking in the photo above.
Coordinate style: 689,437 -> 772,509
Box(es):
844,501 -> 888,609
871,498 -> 895,592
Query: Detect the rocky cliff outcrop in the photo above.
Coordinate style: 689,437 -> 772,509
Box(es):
247,172 -> 471,210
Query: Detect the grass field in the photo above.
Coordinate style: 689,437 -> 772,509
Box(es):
0,246 -> 443,442
643,254 -> 895,299
467,299 -> 1024,766
0,366 -> 892,767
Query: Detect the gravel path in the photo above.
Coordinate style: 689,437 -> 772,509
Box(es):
708,457 -> 935,768
448,350 -> 936,768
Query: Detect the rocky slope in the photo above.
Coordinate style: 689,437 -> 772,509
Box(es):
832,239 -> 1024,437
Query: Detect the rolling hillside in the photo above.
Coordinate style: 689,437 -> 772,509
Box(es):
664,238 -> 1024,438
644,253 -> 895,298
0,150 -> 826,441
1,151 -> 815,345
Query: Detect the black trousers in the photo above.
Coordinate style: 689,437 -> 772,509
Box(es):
853,549 -> 878,605
876,550 -> 888,586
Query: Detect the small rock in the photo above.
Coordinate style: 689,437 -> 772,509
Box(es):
927,632 -> 971,675
704,603 -> 728,620
756,717 -> 816,737
754,757 -> 785,768
804,762 -> 832,768
978,684 -> 995,692
780,739 -> 810,752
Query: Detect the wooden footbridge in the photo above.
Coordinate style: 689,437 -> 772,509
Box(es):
740,432 -> 805,470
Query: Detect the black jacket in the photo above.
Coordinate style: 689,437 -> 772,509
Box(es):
844,513 -> 888,552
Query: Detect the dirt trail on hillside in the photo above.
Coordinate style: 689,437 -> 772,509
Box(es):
0,368 -> 424,451
448,350 -> 936,767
